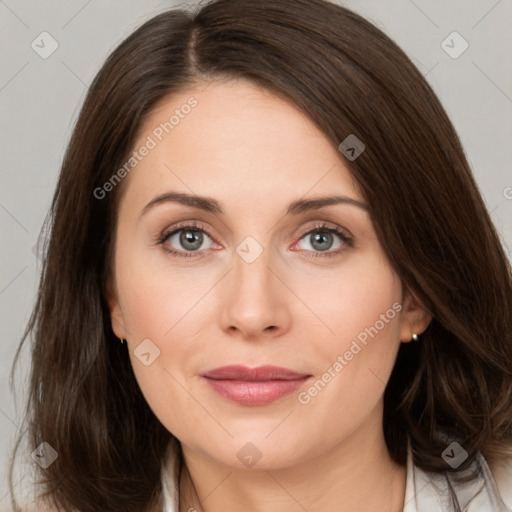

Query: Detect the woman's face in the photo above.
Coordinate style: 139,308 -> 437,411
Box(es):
107,78 -> 429,470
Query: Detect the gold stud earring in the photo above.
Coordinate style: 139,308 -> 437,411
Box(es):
412,333 -> 419,341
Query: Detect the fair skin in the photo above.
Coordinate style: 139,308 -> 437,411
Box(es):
106,78 -> 431,512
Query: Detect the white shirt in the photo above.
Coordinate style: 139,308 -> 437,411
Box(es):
161,440 -> 512,511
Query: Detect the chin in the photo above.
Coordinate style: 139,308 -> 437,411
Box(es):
201,435 -> 312,471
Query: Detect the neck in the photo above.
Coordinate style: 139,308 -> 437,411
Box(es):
176,415 -> 406,512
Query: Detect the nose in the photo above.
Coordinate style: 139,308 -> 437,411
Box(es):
219,245 -> 291,341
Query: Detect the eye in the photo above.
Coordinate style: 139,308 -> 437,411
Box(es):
292,222 -> 353,258
157,221 -> 217,258
156,221 -> 353,260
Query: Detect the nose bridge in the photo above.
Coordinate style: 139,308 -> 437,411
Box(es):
234,240 -> 272,295
220,236 -> 287,337
233,240 -> 275,309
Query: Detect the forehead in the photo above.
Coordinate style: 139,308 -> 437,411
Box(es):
119,79 -> 362,216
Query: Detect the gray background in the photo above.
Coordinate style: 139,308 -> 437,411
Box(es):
1,0 -> 511,507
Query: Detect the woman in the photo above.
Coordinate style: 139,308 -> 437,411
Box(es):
8,0 -> 512,511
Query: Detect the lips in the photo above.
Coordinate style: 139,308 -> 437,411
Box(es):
201,365 -> 312,406
201,365 -> 310,381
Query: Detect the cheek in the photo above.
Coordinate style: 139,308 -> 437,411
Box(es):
293,256 -> 403,419
115,240 -> 200,339
293,253 -> 402,358
117,276 -> 203,439
113,250 -> 210,433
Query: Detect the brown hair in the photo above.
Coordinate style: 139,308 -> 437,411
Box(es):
9,0 -> 512,510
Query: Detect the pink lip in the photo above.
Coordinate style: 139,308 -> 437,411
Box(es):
201,365 -> 312,406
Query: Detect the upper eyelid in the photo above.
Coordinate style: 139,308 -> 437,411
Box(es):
162,221 -> 215,240
296,221 -> 351,238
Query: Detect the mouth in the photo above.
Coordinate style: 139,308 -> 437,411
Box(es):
201,365 -> 313,406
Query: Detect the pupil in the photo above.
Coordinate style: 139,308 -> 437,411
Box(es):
311,232 -> 332,251
180,230 -> 203,250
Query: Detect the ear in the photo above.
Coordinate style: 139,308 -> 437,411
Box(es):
399,288 -> 432,343
104,275 -> 129,340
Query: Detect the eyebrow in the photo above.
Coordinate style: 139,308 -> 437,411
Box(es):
140,191 -> 368,218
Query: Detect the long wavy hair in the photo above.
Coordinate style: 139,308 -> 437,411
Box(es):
9,0 -> 512,510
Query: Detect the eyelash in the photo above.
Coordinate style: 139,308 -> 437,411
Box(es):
155,221 -> 354,259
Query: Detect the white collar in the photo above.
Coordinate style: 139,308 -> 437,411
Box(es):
161,439 -> 512,511
402,439 -> 511,511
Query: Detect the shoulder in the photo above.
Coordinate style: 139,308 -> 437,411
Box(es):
19,504 -> 61,512
14,497 -> 72,512
405,442 -> 512,512
489,453 -> 512,510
